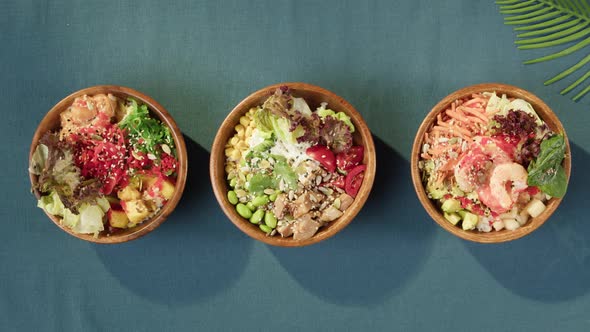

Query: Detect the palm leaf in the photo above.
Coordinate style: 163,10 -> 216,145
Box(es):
497,0 -> 590,101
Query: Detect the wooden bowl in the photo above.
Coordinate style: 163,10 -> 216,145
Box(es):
29,85 -> 188,243
210,83 -> 376,247
411,83 -> 571,243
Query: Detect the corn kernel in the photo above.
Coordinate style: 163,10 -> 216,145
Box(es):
237,141 -> 249,151
234,124 -> 245,133
245,126 -> 253,138
230,150 -> 241,161
230,137 -> 239,146
225,147 -> 234,157
239,116 -> 250,127
225,165 -> 234,173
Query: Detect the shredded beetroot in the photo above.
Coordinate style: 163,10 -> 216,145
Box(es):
71,124 -> 132,194
70,122 -> 177,195
157,153 -> 178,176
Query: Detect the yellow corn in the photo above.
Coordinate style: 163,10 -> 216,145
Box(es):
239,116 -> 250,127
230,136 -> 240,146
236,141 -> 248,151
230,149 -> 241,161
225,147 -> 234,157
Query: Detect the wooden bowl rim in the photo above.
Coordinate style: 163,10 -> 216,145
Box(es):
411,83 -> 571,243
29,85 -> 188,244
210,82 -> 376,247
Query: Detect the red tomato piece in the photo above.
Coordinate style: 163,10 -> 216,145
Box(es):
345,164 -> 366,198
306,145 -> 336,173
336,146 -> 364,172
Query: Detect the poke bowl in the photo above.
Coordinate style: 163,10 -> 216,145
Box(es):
29,85 -> 187,243
210,83 -> 376,247
411,83 -> 571,243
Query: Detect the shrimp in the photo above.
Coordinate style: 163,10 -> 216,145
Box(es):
59,94 -> 118,139
454,136 -> 513,192
478,163 -> 528,214
91,94 -> 117,119
61,95 -> 97,127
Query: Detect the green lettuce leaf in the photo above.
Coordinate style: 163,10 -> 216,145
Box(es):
37,191 -> 66,216
527,135 -> 568,198
334,112 -> 355,133
29,144 -> 49,175
72,204 -> 105,237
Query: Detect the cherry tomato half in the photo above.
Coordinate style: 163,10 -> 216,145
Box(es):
336,146 -> 364,172
306,145 -> 336,173
345,164 -> 366,198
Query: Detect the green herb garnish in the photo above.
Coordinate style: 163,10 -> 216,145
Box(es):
118,98 -> 176,158
527,134 -> 568,197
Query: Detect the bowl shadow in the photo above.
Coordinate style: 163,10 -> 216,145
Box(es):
269,136 -> 436,307
465,142 -> 590,302
95,135 -> 253,306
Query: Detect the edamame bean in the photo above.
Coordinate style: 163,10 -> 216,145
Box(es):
252,195 -> 269,207
229,178 -> 237,188
264,211 -> 277,228
246,202 -> 256,211
259,224 -> 272,233
269,193 -> 278,202
250,209 -> 265,224
227,191 -> 238,205
236,203 -> 252,219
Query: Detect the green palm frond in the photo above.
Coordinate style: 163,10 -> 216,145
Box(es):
497,0 -> 590,101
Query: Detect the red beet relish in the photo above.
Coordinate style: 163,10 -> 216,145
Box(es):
70,122 -> 177,195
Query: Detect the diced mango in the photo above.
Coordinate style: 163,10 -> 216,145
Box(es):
117,186 -> 141,201
141,175 -> 160,190
141,175 -> 175,200
122,199 -> 151,225
160,180 -> 175,200
108,209 -> 129,228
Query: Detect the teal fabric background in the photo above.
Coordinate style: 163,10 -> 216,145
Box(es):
2,0 -> 590,331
